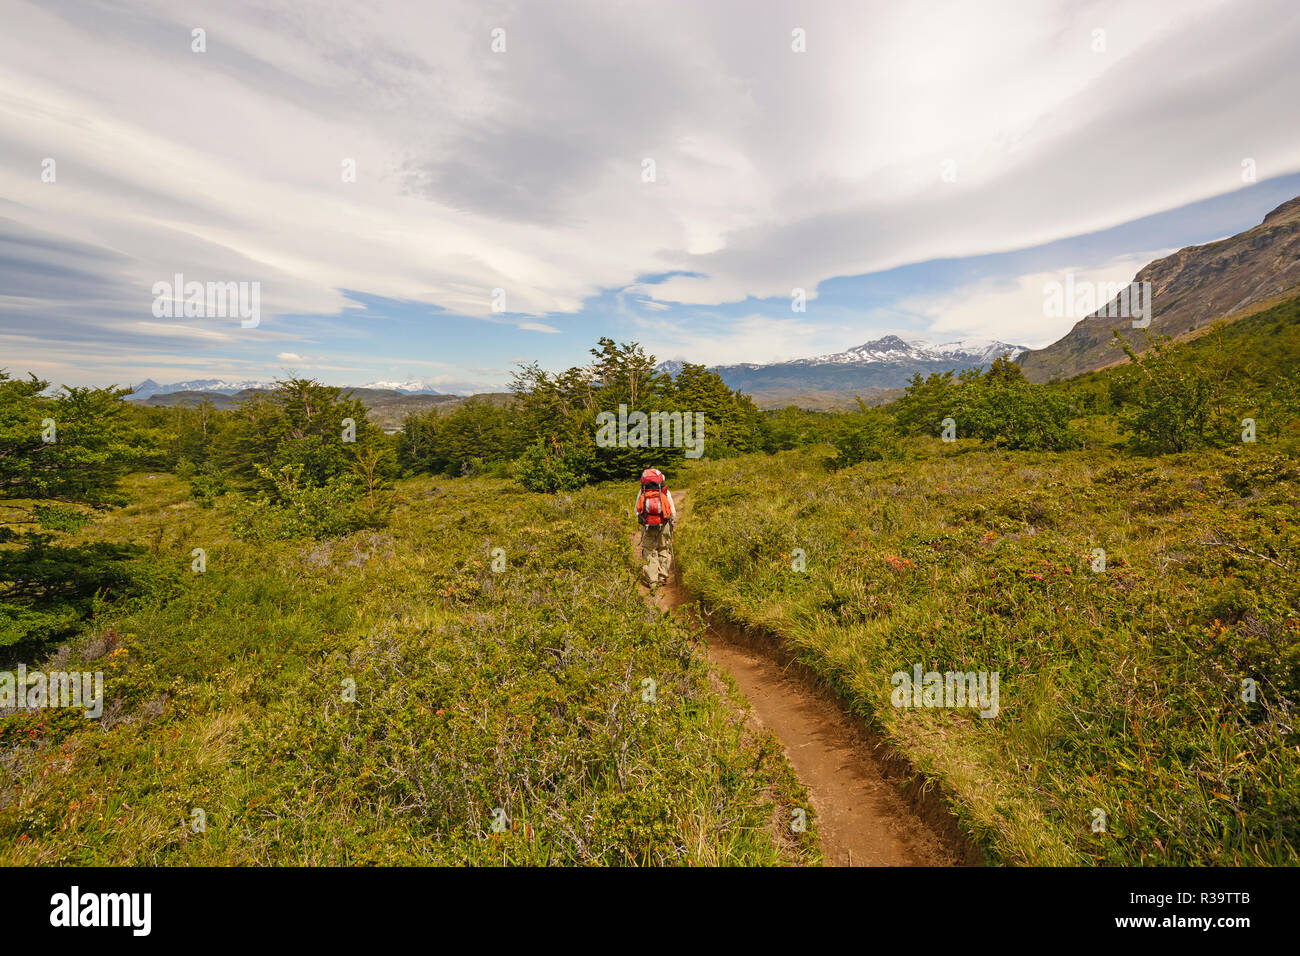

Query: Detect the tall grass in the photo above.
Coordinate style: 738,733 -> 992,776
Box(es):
1,473 -> 817,865
676,443 -> 1300,865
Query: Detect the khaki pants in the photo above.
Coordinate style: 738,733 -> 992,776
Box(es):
640,522 -> 673,586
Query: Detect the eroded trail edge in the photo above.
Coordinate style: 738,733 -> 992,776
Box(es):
644,490 -> 983,867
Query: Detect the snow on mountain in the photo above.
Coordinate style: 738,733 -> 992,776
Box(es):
128,378 -> 272,399
128,377 -> 447,400
656,335 -> 1026,377
358,379 -> 444,394
796,335 -> 1025,366
654,333 -> 1030,404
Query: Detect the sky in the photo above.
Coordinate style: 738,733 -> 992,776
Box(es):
1,0 -> 1298,393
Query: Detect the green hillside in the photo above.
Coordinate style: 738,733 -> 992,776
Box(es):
3,302 -> 1297,865
1,472 -> 816,865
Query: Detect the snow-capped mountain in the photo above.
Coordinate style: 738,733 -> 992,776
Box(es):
655,335 -> 1027,403
794,335 -> 1025,366
128,377 -> 446,400
358,379 -> 444,395
128,378 -> 273,400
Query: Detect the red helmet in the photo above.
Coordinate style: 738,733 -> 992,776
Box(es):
640,468 -> 666,486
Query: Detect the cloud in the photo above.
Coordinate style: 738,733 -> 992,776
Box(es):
903,252 -> 1169,348
647,312 -> 851,367
1,0 -> 1297,385
276,351 -> 306,362
131,321 -> 236,341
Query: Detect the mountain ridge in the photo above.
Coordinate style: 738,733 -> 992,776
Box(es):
127,377 -> 448,400
655,335 -> 1026,408
1019,195 -> 1300,382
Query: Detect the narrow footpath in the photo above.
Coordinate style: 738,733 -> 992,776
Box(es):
642,489 -> 977,867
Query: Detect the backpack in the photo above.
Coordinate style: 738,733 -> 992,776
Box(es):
637,470 -> 673,526
638,487 -> 672,526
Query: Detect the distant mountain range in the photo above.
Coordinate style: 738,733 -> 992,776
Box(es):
793,337 -> 1026,367
126,380 -> 471,430
128,378 -> 447,400
656,336 -> 1026,408
128,378 -> 269,400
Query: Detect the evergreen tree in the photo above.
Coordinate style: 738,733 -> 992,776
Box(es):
0,371 -> 149,655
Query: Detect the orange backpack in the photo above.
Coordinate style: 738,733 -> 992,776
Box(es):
637,470 -> 673,526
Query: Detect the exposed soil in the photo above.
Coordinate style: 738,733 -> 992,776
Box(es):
639,489 -> 982,867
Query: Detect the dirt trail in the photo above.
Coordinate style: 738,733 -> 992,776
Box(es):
641,489 -> 975,867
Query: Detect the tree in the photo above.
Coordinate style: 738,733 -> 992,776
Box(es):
829,403 -> 898,467
0,373 -> 139,520
670,364 -> 763,458
964,380 -> 1081,451
400,398 -> 521,477
220,379 -> 378,492
401,341 -> 770,488
1112,332 -> 1216,453
760,406 -> 834,452
0,371 -> 149,654
984,354 -> 1026,387
588,338 -> 660,409
894,371 -> 959,436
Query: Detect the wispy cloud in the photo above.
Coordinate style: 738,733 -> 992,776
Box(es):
1,0 -> 1297,386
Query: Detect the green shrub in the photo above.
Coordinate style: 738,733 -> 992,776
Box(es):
1224,453 -> 1300,495
227,464 -> 386,540
830,410 -> 899,467
188,463 -> 229,508
510,441 -> 587,493
893,362 -> 1081,451
0,534 -> 153,652
965,382 -> 1082,451
1113,333 -> 1216,453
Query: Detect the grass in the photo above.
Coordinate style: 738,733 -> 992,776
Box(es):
1,473 -> 818,865
674,440 -> 1300,865
7,297 -> 1298,867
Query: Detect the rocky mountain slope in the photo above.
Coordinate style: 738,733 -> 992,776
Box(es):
1019,196 -> 1300,382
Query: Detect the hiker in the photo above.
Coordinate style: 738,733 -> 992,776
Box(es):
635,467 -> 675,587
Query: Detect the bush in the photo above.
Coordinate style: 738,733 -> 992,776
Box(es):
1113,333 -> 1216,453
227,464 -> 387,540
188,463 -> 229,508
511,441 -> 587,493
830,410 -> 899,467
964,382 -> 1082,451
1223,453 -> 1300,495
892,361 -> 1081,451
0,535 -> 152,652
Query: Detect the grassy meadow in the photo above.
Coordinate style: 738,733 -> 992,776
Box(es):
675,441 -> 1300,865
1,472 -> 817,865
4,302 -> 1299,867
